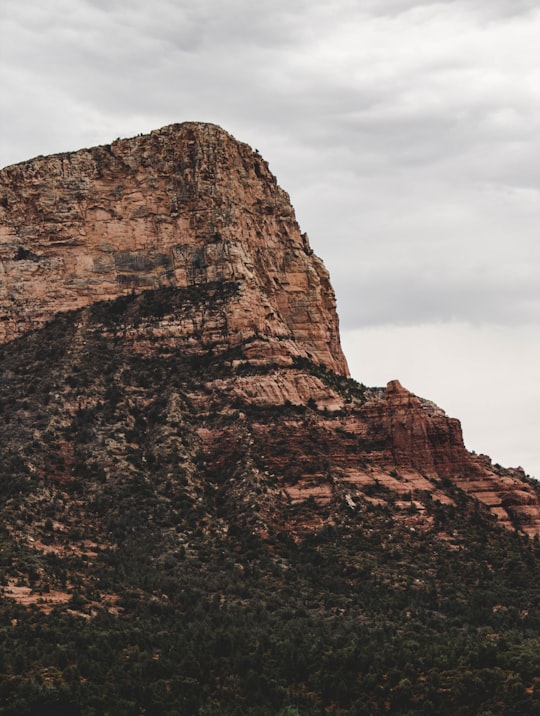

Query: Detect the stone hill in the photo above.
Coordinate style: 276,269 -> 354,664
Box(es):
0,121 -> 539,553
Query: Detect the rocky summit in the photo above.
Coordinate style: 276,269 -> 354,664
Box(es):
2,124 -> 540,715
0,122 -> 346,375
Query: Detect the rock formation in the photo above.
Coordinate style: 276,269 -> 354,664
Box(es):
1,121 -> 539,543
0,123 -> 346,375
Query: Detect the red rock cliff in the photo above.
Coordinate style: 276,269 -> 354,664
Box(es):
0,123 -> 348,376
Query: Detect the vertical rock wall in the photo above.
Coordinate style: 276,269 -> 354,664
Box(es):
0,123 -> 348,375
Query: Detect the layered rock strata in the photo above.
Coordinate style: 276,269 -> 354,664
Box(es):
196,368 -> 540,536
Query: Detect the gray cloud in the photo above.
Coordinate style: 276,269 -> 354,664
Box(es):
2,0 -> 539,331
363,0 -> 540,20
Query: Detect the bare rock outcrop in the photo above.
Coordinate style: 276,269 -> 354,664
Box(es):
0,123 -> 347,375
361,381 -> 540,535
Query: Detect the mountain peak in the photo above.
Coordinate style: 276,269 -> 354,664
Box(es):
0,122 -> 348,375
1,123 -> 540,540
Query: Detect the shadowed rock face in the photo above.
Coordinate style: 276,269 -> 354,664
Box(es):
0,122 -> 348,375
1,122 -> 540,542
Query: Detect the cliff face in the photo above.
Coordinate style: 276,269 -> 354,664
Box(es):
1,122 -> 539,546
0,123 -> 347,375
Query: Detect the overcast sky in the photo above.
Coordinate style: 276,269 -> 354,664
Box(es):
1,0 -> 539,477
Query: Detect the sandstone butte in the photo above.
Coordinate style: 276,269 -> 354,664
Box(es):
1,121 -> 539,536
